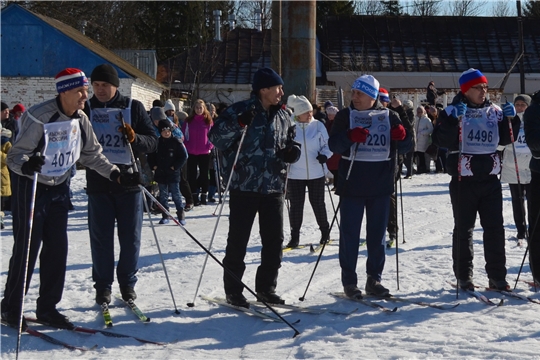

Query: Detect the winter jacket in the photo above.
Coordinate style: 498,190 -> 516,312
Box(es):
415,114 -> 434,152
208,95 -> 298,195
7,97 -> 119,186
1,135 -> 12,197
325,117 -> 341,172
501,113 -> 531,184
83,92 -> 158,194
328,101 -> 412,198
148,136 -> 187,184
288,117 -> 333,180
432,92 -> 520,180
524,90 -> 540,174
181,115 -> 213,155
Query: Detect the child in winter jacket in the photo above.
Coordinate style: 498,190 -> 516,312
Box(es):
0,126 -> 12,229
148,120 -> 188,225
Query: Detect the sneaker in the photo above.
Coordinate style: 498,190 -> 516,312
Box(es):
226,293 -> 250,309
343,284 -> 363,300
36,309 -> 74,330
1,310 -> 27,330
365,276 -> 390,297
184,203 -> 194,212
256,291 -> 285,304
120,286 -> 137,301
457,278 -> 475,291
488,278 -> 510,291
159,218 -> 170,225
95,288 -> 112,304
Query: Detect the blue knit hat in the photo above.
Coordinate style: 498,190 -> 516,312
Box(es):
252,68 -> 284,93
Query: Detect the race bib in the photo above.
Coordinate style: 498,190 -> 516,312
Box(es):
461,106 -> 501,155
346,109 -> 391,162
90,103 -> 133,165
42,119 -> 81,176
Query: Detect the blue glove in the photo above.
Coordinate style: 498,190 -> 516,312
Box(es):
502,102 -> 516,118
451,102 -> 467,119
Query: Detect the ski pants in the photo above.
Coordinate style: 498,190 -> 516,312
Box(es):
529,171 -> 540,281
223,192 -> 284,295
449,176 -> 507,282
187,153 -> 211,194
508,183 -> 531,237
88,191 -> 142,291
339,195 -> 389,287
287,177 -> 329,237
1,174 -> 70,314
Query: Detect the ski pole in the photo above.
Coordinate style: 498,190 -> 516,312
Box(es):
299,143 -> 359,302
399,176 -> 406,244
117,112 -> 180,313
140,187 -> 300,337
189,125 -> 249,307
394,147 -> 400,290
16,161 -> 40,360
322,163 -> 340,230
455,112 -> 464,299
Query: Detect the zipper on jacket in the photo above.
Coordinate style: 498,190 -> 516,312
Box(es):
302,125 -> 310,180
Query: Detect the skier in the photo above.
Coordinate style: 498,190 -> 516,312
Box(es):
208,68 -> 301,308
432,68 -> 519,291
328,75 -> 412,299
1,68 -> 132,329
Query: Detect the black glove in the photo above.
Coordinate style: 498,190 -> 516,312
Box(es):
278,143 -> 301,164
238,110 -> 256,127
316,153 -> 327,164
110,170 -> 140,187
21,155 -> 45,175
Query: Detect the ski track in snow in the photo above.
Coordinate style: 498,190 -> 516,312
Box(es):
1,170 -> 539,359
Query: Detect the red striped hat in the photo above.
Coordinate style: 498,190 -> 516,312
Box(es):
459,68 -> 487,94
55,68 -> 88,93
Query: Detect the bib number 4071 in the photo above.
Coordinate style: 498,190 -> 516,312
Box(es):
50,151 -> 74,168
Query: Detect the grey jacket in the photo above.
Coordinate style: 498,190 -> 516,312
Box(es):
7,97 -> 118,186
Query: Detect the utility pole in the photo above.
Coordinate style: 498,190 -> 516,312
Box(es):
517,1 -> 525,93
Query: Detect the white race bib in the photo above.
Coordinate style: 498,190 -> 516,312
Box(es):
42,119 -> 81,176
346,109 -> 391,162
461,106 -> 502,155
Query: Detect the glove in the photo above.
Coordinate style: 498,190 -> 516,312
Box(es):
502,102 -> 516,118
278,143 -> 302,164
21,155 -> 45,175
119,123 -> 136,143
110,170 -> 141,187
451,102 -> 467,119
238,110 -> 256,127
316,153 -> 327,164
347,126 -> 369,143
390,124 -> 406,141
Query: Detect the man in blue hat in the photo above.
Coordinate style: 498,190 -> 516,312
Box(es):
208,67 -> 301,308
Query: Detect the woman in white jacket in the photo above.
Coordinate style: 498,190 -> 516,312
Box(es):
285,95 -> 333,248
415,106 -> 434,174
501,95 -> 532,241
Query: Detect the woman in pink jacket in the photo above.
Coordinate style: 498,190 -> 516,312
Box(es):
182,99 -> 214,205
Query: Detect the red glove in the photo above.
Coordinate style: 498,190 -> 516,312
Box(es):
390,124 -> 406,141
347,127 -> 369,143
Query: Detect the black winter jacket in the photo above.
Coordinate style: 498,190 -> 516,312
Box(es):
432,92 -> 519,180
83,92 -> 158,193
148,136 -> 187,184
524,90 -> 540,174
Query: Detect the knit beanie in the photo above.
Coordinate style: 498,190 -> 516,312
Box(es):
55,68 -> 88,93
12,103 -> 26,113
403,100 -> 414,109
252,68 -> 284,93
150,107 -> 167,122
152,99 -> 164,108
514,94 -> 531,106
1,102 -> 8,111
164,99 -> 176,112
459,68 -> 488,94
158,119 -> 172,132
379,88 -> 390,103
287,95 -> 313,116
323,100 -> 334,109
326,106 -> 338,115
352,75 -> 380,100
90,64 -> 120,87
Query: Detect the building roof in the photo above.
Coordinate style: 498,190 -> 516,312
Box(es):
318,15 -> 540,74
1,4 -> 164,89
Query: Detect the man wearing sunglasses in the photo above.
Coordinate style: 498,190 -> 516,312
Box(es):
432,68 -> 520,292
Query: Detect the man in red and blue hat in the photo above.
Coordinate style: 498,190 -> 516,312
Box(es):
432,68 -> 520,292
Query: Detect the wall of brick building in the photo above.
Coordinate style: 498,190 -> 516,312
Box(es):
1,77 -> 162,111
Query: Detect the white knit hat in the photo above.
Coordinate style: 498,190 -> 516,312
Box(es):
164,99 -> 176,112
352,75 -> 380,100
326,106 -> 339,115
287,95 -> 313,116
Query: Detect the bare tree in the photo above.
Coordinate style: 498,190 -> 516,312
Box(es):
446,0 -> 489,16
411,0 -> 443,16
234,0 -> 272,30
491,1 -> 512,16
354,0 -> 386,15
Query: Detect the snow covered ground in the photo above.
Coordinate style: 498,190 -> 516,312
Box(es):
1,169 -> 539,359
